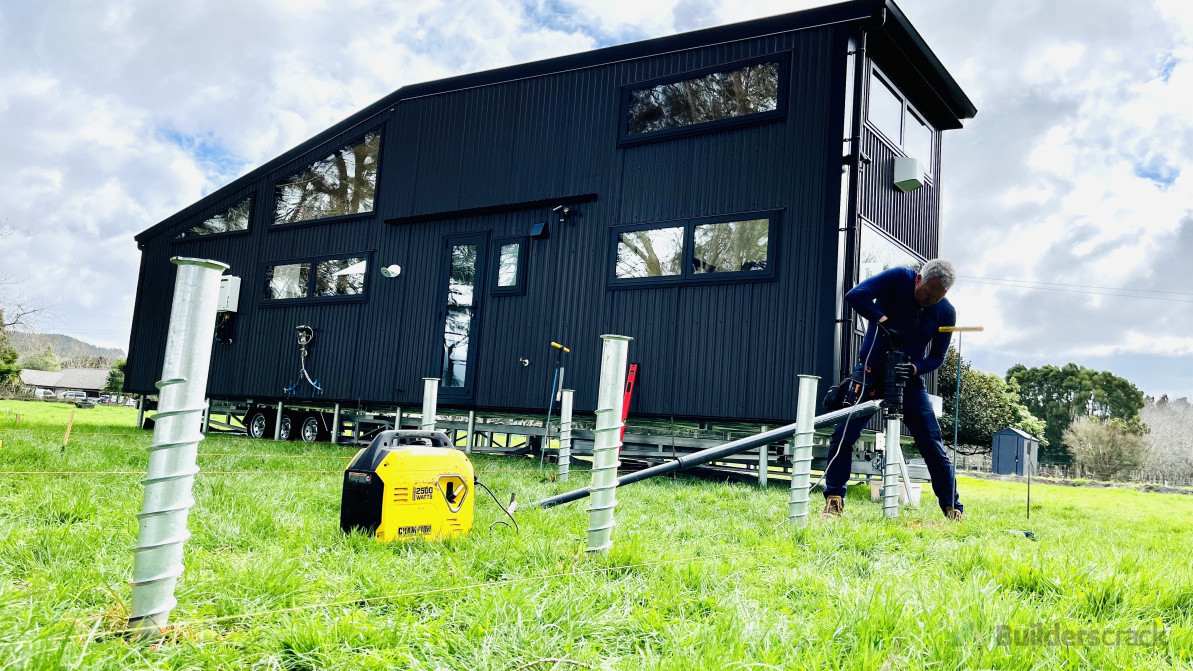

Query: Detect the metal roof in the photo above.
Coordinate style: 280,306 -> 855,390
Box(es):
19,368 -> 111,391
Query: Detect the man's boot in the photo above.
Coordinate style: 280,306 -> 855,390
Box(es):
820,495 -> 844,518
944,507 -> 963,522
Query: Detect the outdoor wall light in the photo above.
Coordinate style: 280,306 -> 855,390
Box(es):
380,264 -> 402,278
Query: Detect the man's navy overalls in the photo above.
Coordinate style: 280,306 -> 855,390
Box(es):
823,267 -> 962,514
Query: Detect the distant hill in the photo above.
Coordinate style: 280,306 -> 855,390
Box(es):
7,332 -> 125,364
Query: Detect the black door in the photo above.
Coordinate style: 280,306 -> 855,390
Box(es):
438,233 -> 488,400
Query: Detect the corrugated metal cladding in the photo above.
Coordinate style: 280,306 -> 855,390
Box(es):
856,125 -> 941,259
126,20 -> 949,424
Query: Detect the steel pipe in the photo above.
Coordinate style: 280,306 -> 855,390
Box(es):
586,335 -> 632,552
558,389 -> 574,482
882,416 -> 902,518
129,257 -> 227,638
532,400 -> 882,509
421,378 -> 438,432
787,375 -> 819,526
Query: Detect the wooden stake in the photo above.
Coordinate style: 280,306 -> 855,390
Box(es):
15,414 -> 20,426
63,409 -> 76,450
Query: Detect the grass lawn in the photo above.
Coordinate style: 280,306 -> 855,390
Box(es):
1,399 -> 1191,669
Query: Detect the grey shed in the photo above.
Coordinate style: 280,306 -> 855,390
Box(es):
992,427 -> 1038,476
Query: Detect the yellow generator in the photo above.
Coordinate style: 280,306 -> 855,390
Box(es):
340,430 -> 474,541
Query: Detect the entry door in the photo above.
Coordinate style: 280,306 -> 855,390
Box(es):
438,233 -> 487,399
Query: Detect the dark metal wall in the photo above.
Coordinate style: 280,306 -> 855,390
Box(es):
126,23 -> 927,423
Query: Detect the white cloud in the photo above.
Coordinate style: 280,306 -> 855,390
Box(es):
1,0 -> 1191,397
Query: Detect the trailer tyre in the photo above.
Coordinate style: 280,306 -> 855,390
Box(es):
247,411 -> 270,439
299,414 -> 323,443
279,414 -> 295,441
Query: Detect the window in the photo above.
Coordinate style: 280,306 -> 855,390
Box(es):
264,263 -> 310,300
692,219 -> 769,273
616,227 -> 684,279
621,58 -> 785,144
273,131 -> 380,225
867,68 -> 935,173
492,238 -> 527,295
442,243 -> 479,388
610,213 -> 776,287
315,257 -> 366,296
176,197 -> 252,239
263,255 -> 368,302
855,222 -> 923,331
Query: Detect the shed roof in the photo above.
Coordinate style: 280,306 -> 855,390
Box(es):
135,0 -> 976,245
995,427 -> 1038,441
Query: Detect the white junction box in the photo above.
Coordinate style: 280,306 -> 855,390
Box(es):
217,275 -> 242,312
893,156 -> 924,193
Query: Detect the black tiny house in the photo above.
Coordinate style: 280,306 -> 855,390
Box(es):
126,0 -> 975,425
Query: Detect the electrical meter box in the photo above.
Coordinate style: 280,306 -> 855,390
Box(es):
217,275 -> 242,312
340,430 -> 474,542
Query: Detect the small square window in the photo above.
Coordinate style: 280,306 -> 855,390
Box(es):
315,257 -> 366,296
264,263 -> 310,299
616,227 -> 684,279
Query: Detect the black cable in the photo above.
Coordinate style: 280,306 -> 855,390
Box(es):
475,479 -> 519,533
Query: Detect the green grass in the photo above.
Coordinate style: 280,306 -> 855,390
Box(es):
1,399 -> 1191,669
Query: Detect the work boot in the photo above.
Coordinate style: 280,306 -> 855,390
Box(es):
944,507 -> 963,522
820,495 -> 844,518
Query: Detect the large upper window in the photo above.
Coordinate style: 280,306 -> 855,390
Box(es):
867,68 -> 935,173
264,255 -> 368,301
273,131 -> 380,225
611,214 -> 775,286
176,197 -> 252,239
621,58 -> 785,144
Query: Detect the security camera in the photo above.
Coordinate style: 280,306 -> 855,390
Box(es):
380,264 -> 402,278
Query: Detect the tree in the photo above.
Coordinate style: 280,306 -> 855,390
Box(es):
1007,363 -> 1145,461
19,346 -> 60,372
937,348 -> 1046,448
0,322 -> 19,386
1063,416 -> 1148,480
1140,397 -> 1193,481
1,225 -> 51,332
105,358 -> 127,396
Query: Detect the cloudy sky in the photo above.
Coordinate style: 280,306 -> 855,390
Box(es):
1,0 -> 1190,398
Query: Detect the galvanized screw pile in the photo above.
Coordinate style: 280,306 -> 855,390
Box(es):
586,335 -> 631,553
129,257 -> 227,638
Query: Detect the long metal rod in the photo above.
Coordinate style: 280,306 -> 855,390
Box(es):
532,400 -> 882,509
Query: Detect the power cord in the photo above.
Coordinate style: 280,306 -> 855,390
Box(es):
475,478 -> 519,533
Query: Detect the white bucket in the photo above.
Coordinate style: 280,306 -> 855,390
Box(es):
870,480 -> 922,506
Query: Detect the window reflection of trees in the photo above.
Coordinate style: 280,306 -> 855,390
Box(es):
855,224 -> 923,330
273,132 -> 379,225
692,219 -> 769,273
616,228 -> 684,278
315,258 -> 366,296
265,263 -> 310,299
497,244 -> 519,287
627,62 -> 779,135
178,197 -> 251,238
442,245 -> 477,388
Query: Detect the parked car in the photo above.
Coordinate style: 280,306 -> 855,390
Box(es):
34,388 -> 55,399
57,390 -> 88,402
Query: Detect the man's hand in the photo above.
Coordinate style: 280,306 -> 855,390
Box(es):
893,362 -> 917,380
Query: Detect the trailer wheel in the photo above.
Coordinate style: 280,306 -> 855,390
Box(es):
246,411 -> 270,439
278,414 -> 295,441
299,414 -> 322,442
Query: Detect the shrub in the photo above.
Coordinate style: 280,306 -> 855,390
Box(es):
1063,416 -> 1147,480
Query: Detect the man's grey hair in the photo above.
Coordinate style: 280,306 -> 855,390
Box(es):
920,259 -> 956,289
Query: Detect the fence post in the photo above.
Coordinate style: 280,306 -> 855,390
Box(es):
787,376 -> 818,526
421,378 -> 438,432
558,389 -> 574,482
587,335 -> 632,553
129,257 -> 227,639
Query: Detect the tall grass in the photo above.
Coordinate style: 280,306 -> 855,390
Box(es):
0,400 -> 1190,669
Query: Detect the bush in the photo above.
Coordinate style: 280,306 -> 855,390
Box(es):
1063,416 -> 1147,481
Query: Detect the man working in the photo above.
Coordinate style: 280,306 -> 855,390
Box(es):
820,259 -> 963,520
